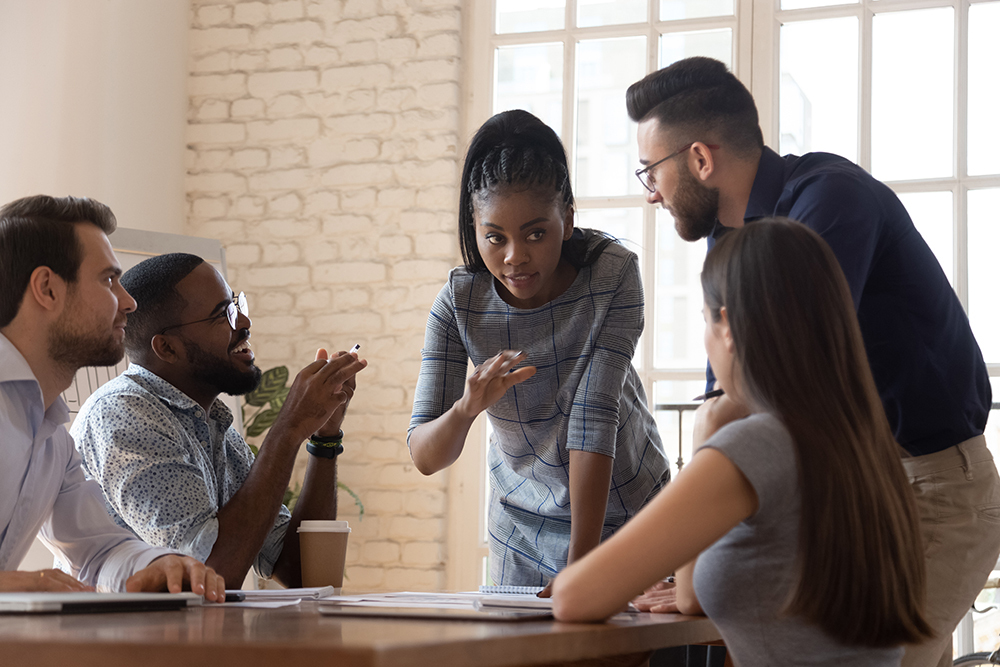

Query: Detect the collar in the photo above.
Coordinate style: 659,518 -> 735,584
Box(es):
743,146 -> 789,222
123,363 -> 234,427
0,332 -> 71,426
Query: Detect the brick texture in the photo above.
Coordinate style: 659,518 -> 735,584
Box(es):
186,0 -> 462,591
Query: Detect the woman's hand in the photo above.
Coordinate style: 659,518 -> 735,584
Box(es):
693,391 -> 750,450
455,350 -> 536,419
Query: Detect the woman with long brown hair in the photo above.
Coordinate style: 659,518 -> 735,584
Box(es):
552,218 -> 931,665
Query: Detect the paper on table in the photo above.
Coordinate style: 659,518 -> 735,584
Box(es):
322,591 -> 481,609
227,586 -> 339,601
222,599 -> 303,609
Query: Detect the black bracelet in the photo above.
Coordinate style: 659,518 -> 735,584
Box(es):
309,429 -> 343,445
306,441 -> 343,458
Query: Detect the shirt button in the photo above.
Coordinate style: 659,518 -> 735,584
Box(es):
195,409 -> 202,418
200,441 -> 208,447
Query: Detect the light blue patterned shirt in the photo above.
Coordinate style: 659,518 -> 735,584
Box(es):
0,334 -> 174,590
70,364 -> 290,578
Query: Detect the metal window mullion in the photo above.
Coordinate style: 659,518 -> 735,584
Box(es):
751,0 -> 779,145
859,1 -> 873,171
564,34 -> 576,183
956,0 -> 969,308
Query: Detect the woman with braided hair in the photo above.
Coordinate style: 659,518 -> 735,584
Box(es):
408,110 -> 669,588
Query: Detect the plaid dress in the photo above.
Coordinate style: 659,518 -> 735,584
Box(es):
409,237 -> 669,585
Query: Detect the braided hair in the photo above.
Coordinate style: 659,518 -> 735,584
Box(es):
459,110 -> 611,272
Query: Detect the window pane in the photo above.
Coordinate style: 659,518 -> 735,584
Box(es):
781,0 -> 856,13
660,29 -> 732,69
654,209 -> 708,368
577,0 -> 646,27
497,0 -> 565,33
871,8 -> 953,182
577,208 -> 645,366
967,188 -> 1000,364
660,0 -> 733,21
779,18 -> 858,161
576,208 -> 644,257
495,44 -> 564,137
575,36 -> 646,197
896,191 -> 953,288
653,380 -> 709,476
969,2 -> 1000,177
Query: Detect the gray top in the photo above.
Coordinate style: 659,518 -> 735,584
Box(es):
71,364 -> 289,579
410,236 -> 668,583
694,413 -> 903,666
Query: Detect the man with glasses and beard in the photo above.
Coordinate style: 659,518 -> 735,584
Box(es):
626,56 -> 999,667
0,195 -> 224,598
71,253 -> 366,588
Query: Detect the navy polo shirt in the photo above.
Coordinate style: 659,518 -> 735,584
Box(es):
706,147 -> 990,456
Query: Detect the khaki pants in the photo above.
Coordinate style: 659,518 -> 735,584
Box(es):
902,436 -> 1000,667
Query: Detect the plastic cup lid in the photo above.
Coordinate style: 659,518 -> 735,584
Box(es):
297,520 -> 350,532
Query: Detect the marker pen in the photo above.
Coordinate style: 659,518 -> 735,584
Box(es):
349,344 -> 361,355
692,388 -> 725,401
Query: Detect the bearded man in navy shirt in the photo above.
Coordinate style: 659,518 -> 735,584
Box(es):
626,57 -> 1000,667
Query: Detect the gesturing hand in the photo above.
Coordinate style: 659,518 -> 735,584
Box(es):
456,350 -> 536,419
313,349 -> 358,439
279,348 -> 368,442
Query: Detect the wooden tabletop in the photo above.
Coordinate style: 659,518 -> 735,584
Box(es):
0,601 -> 721,667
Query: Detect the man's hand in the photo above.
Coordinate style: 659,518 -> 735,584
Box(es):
126,555 -> 225,602
313,349 -> 358,439
631,579 -> 678,613
456,350 -> 536,419
0,569 -> 93,593
278,348 -> 368,441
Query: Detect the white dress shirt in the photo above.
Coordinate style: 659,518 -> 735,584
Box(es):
0,332 -> 173,591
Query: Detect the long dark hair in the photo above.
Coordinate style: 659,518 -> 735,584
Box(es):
459,110 -> 611,272
702,218 -> 931,648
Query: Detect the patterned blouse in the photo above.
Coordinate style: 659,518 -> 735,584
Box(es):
410,235 -> 669,585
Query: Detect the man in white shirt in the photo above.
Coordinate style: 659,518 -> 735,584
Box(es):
0,194 -> 224,598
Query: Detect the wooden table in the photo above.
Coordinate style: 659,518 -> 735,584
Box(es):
0,601 -> 721,667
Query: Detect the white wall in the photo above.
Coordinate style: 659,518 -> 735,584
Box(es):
0,0 -> 189,234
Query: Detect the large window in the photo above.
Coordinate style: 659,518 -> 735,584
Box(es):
460,3 -> 1000,643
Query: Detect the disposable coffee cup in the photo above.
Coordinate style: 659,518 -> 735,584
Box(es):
297,520 -> 350,589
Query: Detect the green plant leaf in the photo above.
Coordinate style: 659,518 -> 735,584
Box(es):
243,366 -> 289,407
246,407 -> 281,437
338,482 -> 364,520
271,388 -> 288,412
247,443 -> 259,457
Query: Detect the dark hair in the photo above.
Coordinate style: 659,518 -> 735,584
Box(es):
121,253 -> 205,359
459,109 -> 611,272
0,195 -> 117,328
626,57 -> 763,159
701,218 -> 931,648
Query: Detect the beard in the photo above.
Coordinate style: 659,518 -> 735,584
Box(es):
48,310 -> 125,371
182,336 -> 262,396
671,162 -> 720,242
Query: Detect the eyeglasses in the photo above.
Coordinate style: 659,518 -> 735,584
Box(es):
159,292 -> 249,335
635,142 -> 720,193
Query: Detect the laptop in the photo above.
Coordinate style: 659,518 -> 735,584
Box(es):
0,592 -> 203,614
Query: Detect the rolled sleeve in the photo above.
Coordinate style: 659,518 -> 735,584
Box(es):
566,256 -> 644,458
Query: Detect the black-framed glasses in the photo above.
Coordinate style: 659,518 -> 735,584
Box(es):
159,292 -> 249,335
635,142 -> 720,193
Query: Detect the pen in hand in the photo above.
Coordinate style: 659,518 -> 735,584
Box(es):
349,344 -> 361,355
692,388 -> 725,401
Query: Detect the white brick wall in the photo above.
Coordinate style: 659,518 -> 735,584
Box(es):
186,0 -> 463,591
